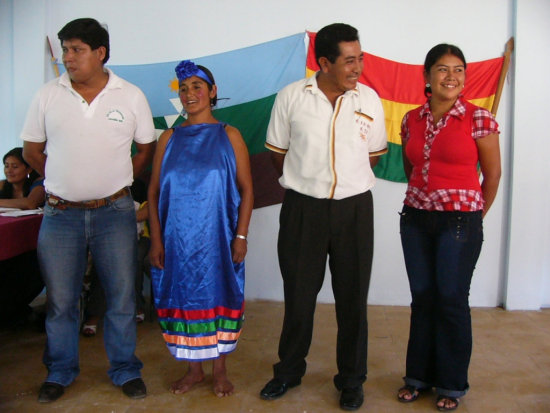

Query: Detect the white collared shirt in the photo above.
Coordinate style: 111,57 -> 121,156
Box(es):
20,68 -> 155,201
266,74 -> 387,200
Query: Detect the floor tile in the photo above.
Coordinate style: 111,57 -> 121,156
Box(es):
1,301 -> 548,412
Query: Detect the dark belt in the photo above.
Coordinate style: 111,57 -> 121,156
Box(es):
46,187 -> 131,209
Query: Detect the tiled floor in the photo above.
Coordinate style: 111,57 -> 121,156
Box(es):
1,301 -> 549,412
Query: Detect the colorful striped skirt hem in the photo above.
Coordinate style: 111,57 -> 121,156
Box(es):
156,304 -> 244,361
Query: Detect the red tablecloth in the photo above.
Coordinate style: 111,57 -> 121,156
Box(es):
0,214 -> 43,261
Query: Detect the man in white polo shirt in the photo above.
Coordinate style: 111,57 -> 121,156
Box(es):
21,18 -> 155,403
260,23 -> 387,410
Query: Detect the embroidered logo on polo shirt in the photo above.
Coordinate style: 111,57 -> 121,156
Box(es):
355,111 -> 372,141
106,109 -> 124,123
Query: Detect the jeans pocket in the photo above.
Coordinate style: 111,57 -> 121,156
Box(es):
43,203 -> 59,216
399,208 -> 411,233
110,194 -> 135,211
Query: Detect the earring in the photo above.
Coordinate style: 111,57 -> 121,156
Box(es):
425,83 -> 431,88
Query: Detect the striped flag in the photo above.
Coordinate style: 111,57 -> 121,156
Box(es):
306,32 -> 504,183
119,33 -> 306,208
56,32 -> 504,205
58,33 -> 306,208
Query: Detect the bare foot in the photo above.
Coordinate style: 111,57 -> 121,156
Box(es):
213,372 -> 234,397
170,363 -> 204,394
436,396 -> 459,411
212,355 -> 233,397
397,386 -> 419,402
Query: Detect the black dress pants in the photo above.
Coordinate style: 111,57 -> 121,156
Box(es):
273,189 -> 374,389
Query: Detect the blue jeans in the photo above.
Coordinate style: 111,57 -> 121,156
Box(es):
38,193 -> 143,386
399,205 -> 483,398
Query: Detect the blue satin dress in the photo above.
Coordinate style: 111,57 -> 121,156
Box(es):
151,123 -> 245,361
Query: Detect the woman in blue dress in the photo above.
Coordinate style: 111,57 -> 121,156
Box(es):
148,61 -> 253,397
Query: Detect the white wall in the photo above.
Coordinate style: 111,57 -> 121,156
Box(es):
505,0 -> 550,309
0,0 -> 15,159
1,0 -> 47,177
3,0 -> 549,309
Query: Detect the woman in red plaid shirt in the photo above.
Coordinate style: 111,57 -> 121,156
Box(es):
396,44 -> 501,411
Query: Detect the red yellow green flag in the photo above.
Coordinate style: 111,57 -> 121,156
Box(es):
306,32 -> 504,182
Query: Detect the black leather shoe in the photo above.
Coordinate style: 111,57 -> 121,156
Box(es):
339,386 -> 364,411
260,377 -> 301,400
38,382 -> 64,403
121,378 -> 147,399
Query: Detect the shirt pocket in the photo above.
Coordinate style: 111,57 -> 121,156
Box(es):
354,111 -> 374,143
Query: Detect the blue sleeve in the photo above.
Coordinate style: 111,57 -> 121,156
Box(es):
29,178 -> 44,192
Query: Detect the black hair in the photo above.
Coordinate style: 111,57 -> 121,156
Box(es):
2,147 -> 27,166
1,147 -> 36,199
315,23 -> 359,65
423,43 -> 467,97
197,64 -> 218,106
58,18 -> 110,64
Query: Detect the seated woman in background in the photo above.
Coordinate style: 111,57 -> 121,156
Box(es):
0,147 -> 45,209
0,147 -> 45,329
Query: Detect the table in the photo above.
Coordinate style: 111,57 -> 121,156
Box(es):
0,214 -> 43,261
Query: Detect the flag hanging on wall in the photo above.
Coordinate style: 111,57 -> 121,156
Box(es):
117,33 -> 306,208
58,33 -> 306,209
55,32 -> 505,207
306,32 -> 504,183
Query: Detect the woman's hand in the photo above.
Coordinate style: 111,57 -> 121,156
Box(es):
147,128 -> 173,271
231,237 -> 247,263
149,238 -> 165,269
225,125 -> 253,264
477,132 -> 501,218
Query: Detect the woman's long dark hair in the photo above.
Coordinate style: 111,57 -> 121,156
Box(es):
1,147 -> 37,199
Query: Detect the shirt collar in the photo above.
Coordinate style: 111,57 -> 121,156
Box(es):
418,95 -> 467,119
58,67 -> 122,91
304,72 -> 321,94
304,71 -> 359,97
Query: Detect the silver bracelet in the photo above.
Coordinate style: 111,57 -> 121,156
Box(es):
235,234 -> 247,241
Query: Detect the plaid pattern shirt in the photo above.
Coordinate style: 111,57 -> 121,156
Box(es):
401,97 -> 499,212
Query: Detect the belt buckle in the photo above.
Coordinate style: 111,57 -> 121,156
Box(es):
48,196 -> 60,206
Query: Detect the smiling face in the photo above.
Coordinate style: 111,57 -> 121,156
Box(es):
62,38 -> 106,84
425,53 -> 465,103
178,76 -> 217,116
319,40 -> 364,95
4,156 -> 31,186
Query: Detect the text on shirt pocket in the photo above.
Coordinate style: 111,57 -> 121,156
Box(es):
354,111 -> 373,142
